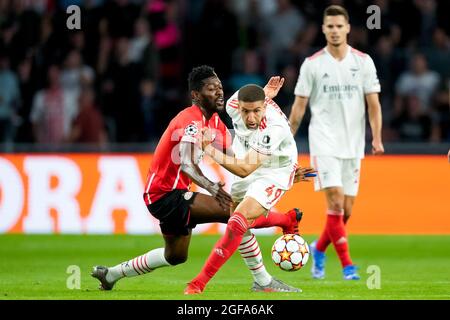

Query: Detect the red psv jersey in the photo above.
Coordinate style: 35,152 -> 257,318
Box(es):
143,105 -> 231,205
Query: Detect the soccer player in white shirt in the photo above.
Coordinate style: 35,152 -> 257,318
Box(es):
185,84 -> 310,294
289,5 -> 384,280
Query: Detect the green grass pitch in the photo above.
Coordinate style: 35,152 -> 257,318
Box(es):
1,234 -> 449,300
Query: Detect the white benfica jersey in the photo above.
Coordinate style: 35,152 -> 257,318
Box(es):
294,45 -> 381,159
226,91 -> 298,190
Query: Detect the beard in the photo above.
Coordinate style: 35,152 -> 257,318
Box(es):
200,97 -> 218,112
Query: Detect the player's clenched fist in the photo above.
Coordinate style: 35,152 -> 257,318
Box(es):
372,140 -> 385,155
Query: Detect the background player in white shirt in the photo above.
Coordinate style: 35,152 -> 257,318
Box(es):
185,84 -> 312,294
289,5 -> 384,280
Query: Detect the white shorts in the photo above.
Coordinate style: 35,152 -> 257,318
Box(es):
310,156 -> 361,196
231,165 -> 296,210
231,179 -> 286,210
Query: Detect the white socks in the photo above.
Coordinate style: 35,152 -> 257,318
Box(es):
239,232 -> 272,286
106,248 -> 170,283
105,235 -> 273,287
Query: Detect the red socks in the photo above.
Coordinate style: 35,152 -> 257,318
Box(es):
317,209 -> 353,267
316,210 -> 350,252
250,209 -> 289,229
315,228 -> 332,252
191,212 -> 248,290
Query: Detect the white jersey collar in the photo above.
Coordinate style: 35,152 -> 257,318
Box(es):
324,45 -> 351,63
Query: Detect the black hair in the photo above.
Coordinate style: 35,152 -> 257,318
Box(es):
238,84 -> 265,102
188,65 -> 216,92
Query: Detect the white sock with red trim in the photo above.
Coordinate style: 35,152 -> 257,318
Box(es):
238,232 -> 272,286
106,248 -> 170,283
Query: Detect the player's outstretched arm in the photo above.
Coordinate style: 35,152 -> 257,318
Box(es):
366,93 -> 384,155
201,127 -> 265,177
289,96 -> 309,136
204,144 -> 266,178
179,142 -> 232,210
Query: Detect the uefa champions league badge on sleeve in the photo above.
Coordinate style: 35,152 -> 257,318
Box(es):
185,123 -> 199,136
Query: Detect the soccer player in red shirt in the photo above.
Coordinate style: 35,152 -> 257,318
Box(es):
91,66 -> 304,292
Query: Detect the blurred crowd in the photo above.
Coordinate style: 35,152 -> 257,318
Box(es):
0,0 -> 449,147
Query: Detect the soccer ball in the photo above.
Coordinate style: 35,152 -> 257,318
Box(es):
271,234 -> 310,271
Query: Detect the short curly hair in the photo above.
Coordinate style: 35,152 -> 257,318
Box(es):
188,65 -> 216,92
